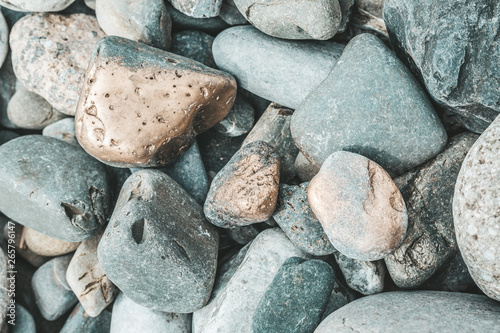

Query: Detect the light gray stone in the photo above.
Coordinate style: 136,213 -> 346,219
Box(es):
0,12 -> 7,69
170,0 -> 223,18
42,117 -> 78,146
84,0 -> 95,10
60,304 -> 111,333
295,152 -> 319,182
0,0 -> 76,12
334,251 -> 385,295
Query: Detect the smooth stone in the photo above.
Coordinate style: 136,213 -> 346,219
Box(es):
213,25 -> 344,109
3,223 -> 51,267
42,117 -> 78,146
75,36 -> 237,168
10,13 -> 105,115
171,30 -> 215,67
384,0 -> 500,133
111,292 -> 191,333
385,132 -> 478,288
0,12 -> 7,69
0,0 -> 76,12
96,0 -> 172,50
98,170 -> 219,312
60,304 -> 111,333
453,115 -> 500,301
253,258 -> 334,333
308,151 -> 407,261
0,135 -> 111,242
423,252 -> 475,292
320,279 -> 357,321
215,93 -> 254,137
24,228 -> 80,256
315,291 -> 500,332
0,130 -> 18,145
167,3 -> 228,34
204,141 -> 280,228
12,305 -> 36,333
0,250 -> 6,331
291,33 -> 448,176
334,251 -> 384,295
170,0 -> 223,18
32,254 -> 78,321
273,183 -> 334,256
84,0 -> 95,9
227,224 -> 261,245
219,0 -> 247,25
0,57 -> 18,129
193,228 -> 308,333
295,152 -> 319,182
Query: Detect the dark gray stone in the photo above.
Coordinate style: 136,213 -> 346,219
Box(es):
12,305 -> 36,333
171,30 -> 215,67
291,33 -> 448,176
60,304 -> 111,333
422,252 -> 475,292
215,93 -> 254,137
167,3 -> 229,34
348,0 -> 387,41
170,0 -> 223,18
219,0 -> 247,25
320,279 -> 357,321
42,118 -> 78,146
294,152 -> 319,182
0,135 -> 111,242
0,130 -> 18,145
334,251 -> 384,295
0,57 -> 18,129
227,224 -> 260,245
337,0 -> 355,32
384,0 -> 500,133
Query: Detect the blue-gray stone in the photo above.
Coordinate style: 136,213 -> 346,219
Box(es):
422,252 -> 475,292
42,118 -> 78,146
0,56 -> 17,129
227,224 -> 261,245
320,279 -> 357,321
171,30 -> 215,67
215,93 -> 254,137
170,0 -> 223,18
167,3 -> 228,34
333,251 -> 385,295
11,305 -> 36,333
219,0 -> 247,25
60,304 -> 111,333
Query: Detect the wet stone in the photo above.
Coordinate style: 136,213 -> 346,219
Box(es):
60,304 -> 111,333
170,0 -> 223,18
0,0 -> 76,12
334,251 -> 385,295
42,118 -> 78,146
24,228 -> 80,257
215,93 -> 255,137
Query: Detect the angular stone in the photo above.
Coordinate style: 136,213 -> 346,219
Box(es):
4,223 -> 51,267
213,26 -> 344,109
60,304 -> 111,333
308,151 -> 407,261
10,14 -> 105,115
170,0 -> 222,18
423,252 -> 475,292
295,152 -> 319,182
215,93 -> 254,137
166,3 -> 228,34
12,305 -> 36,333
98,170 -> 219,312
0,136 -> 111,242
334,251 -> 385,295
0,0 -> 76,12
75,36 -> 237,168
291,33 -> 448,176
453,115 -> 500,301
0,130 -> 18,145
253,257 -> 334,333
219,0 -> 247,25
96,0 -> 172,50
385,133 -> 478,288
0,12 -> 7,69
171,30 -> 216,67
42,118 -> 78,146
384,0 -> 500,133
24,228 -> 80,256
204,141 -> 280,228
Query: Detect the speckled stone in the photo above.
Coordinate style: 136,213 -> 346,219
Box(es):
291,33 -> 448,176
170,0 -> 223,18
295,152 -> 319,182
11,305 -> 36,333
423,252 -> 475,292
60,304 -> 111,333
167,2 -> 228,34
0,12 -> 7,69
171,30 -> 215,67
453,115 -> 500,301
0,0 -> 76,12
215,93 -> 254,137
334,251 -> 385,295
42,117 -> 78,146
0,130 -> 18,145
24,228 -> 80,256
10,13 -> 105,115
219,0 -> 247,25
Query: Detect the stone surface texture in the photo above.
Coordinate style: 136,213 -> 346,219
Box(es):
24,228 -> 80,256
334,251 -> 385,295
170,0 -> 223,18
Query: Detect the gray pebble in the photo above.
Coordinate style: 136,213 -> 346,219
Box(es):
422,252 -> 475,293
60,304 -> 111,333
84,0 -> 95,9
11,305 -> 36,333
167,3 -> 228,34
170,0 -> 223,18
227,224 -> 261,245
320,279 -> 357,321
333,251 -> 385,295
0,250 -> 6,332
215,93 -> 254,137
294,152 -> 319,182
42,117 -> 78,146
0,12 -> 7,69
219,0 -> 247,25
0,58 -> 18,129
171,30 -> 215,67
0,0 -> 76,12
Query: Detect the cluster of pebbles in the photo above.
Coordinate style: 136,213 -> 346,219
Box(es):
0,0 -> 498,332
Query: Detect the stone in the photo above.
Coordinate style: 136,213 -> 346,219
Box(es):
32,254 -> 78,321
96,0 -> 172,50
10,13 -> 105,115
0,12 -> 7,69
62,0 -> 96,14
337,0 -> 355,32
315,291 -> 500,332
227,224 -> 261,245
308,151 -> 407,261
75,36 -> 237,168
3,223 -> 51,267
0,130 -> 18,145
0,250 -> 6,332
349,0 -> 387,39
170,0 -> 222,18
295,152 -> 319,182
384,0 -> 500,133
0,135 -> 112,242
98,170 -> 219,312
253,257 -> 334,333
24,228 -> 80,256
273,183 -> 334,256
42,118 -> 78,146
215,93 -> 254,137
67,231 -> 117,317
111,292 -> 192,333
423,252 -> 475,292
213,25 -> 344,109
84,0 -> 95,10
385,133 -> 478,288
0,0 -> 76,12
12,305 -> 36,333
204,141 -> 280,228
219,0 -> 247,25
320,279 -> 357,321
193,228 -> 308,333
0,58 -> 18,129
453,115 -> 500,301
333,251 -> 385,295
171,30 -> 216,67
167,3 -> 228,34
60,304 -> 111,333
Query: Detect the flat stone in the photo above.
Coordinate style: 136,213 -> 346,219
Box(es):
273,183 -> 334,256
253,257 -> 334,333
10,13 -> 105,115
170,0 -> 222,18
333,251 -> 385,295
308,151 -> 407,261
60,304 -> 111,333
385,132 -> 478,288
291,33 -> 448,176
75,36 -> 237,168
0,0 -> 76,12
42,118 -> 78,146
219,0 -> 247,25
0,12 -> 7,69
98,170 -> 219,312
422,252 -> 475,292
171,30 -> 216,67
295,152 -> 319,182
213,25 -> 344,109
12,305 -> 36,333
453,115 -> 500,301
384,0 -> 500,133
204,141 -> 280,228
96,0 -> 172,50
315,291 -> 500,332
0,130 -> 18,145
0,135 -> 111,242
24,228 -> 80,256
167,2 -> 228,34
215,93 -> 254,137
3,223 -> 51,267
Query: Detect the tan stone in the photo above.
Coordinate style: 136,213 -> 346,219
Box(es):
3,223 -> 50,267
24,228 -> 80,257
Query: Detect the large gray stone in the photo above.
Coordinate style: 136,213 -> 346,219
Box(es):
333,251 -> 384,295
60,304 -> 111,333
170,0 -> 223,18
0,0 -> 76,12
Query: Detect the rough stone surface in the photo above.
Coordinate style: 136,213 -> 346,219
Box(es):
204,141 -> 280,228
171,30 -> 215,67
215,93 -> 254,137
98,170 -> 219,313
167,3 -> 228,34
213,26 -> 344,109
315,291 -> 500,332
423,252 -> 475,292
334,251 -> 385,295
0,12 -> 7,69
385,133 -> 478,288
24,228 -> 80,256
0,135 -> 111,242
60,304 -> 111,333
219,0 -> 247,25
12,305 -> 36,333
75,36 -> 236,168
0,0 -> 76,12
10,13 -> 105,115
453,115 -> 500,301
308,151 -> 407,261
170,0 -> 223,18
295,152 -> 319,182
291,33 -> 448,176
42,118 -> 78,146
384,0 -> 500,133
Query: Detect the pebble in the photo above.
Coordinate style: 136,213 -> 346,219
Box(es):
453,115 -> 500,301
98,170 -> 219,313
308,151 -> 407,261
42,118 -> 78,146
0,249 -> 6,331
333,251 -> 385,295
10,13 -> 105,115
0,12 -> 7,69
3,223 -> 51,267
171,30 -> 216,67
423,252 -> 475,293
0,0 -> 76,12
291,33 -> 448,176
227,224 -> 261,245
385,133 -> 478,288
170,0 -> 223,18
12,305 -> 36,333
166,3 -> 228,34
24,228 -> 80,256
96,0 -> 172,50
60,304 -> 111,333
295,152 -> 320,182
219,0 -> 247,25
0,135 -> 111,242
204,141 -> 280,228
75,36 -> 237,168
213,25 -> 344,109
84,0 -> 96,10
273,183 -> 335,256
215,93 -> 255,137
0,130 -> 18,145
0,58 -> 18,129
349,0 -> 387,40
320,279 -> 357,321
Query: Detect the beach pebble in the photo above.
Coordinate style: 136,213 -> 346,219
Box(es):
0,12 -> 7,69
0,0 -> 76,12
219,0 -> 247,25
334,251 -> 385,295
170,0 -> 223,18
423,252 -> 475,293
11,305 -> 36,333
295,153 -> 319,182
84,0 -> 96,10
3,223 -> 51,267
167,2 -> 228,34
215,93 -> 254,137
60,304 -> 111,333
24,228 -> 80,257
171,30 -> 215,67
42,118 -> 78,146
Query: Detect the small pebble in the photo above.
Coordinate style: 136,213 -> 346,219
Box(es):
171,30 -> 216,67
215,93 -> 255,137
219,0 -> 247,25
295,152 -> 319,182
24,227 -> 80,256
42,117 -> 78,146
170,0 -> 223,18
334,251 -> 385,295
11,305 -> 36,333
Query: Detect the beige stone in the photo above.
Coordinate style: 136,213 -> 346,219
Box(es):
24,228 -> 80,257
3,223 -> 50,267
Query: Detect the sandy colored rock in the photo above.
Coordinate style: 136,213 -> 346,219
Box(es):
75,36 -> 236,168
308,151 -> 407,261
10,13 -> 105,115
24,228 -> 80,257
